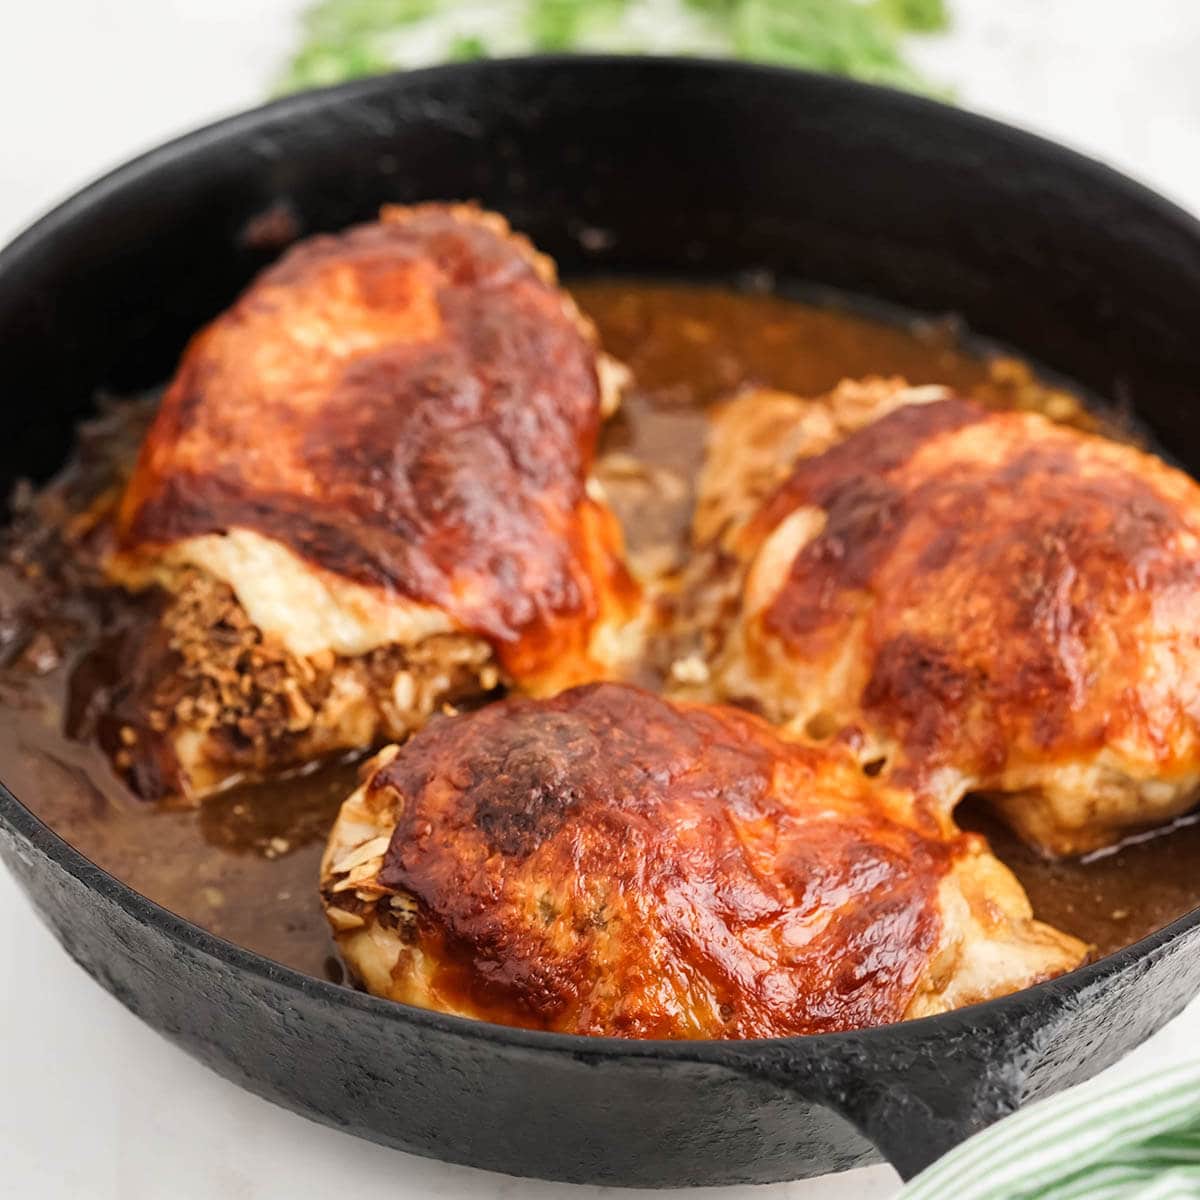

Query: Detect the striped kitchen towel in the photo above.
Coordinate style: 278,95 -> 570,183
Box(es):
899,1061 -> 1200,1199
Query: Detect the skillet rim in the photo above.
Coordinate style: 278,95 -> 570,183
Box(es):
6,54 -> 1200,276
2,53 -> 1200,1061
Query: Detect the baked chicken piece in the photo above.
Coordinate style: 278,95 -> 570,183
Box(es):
104,204 -> 640,801
321,682 -> 1084,1038
704,387 -> 1200,856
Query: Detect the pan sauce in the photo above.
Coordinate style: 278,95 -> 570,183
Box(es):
2,279 -> 1198,985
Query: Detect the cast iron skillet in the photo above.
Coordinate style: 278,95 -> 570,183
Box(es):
2,57 -> 1200,1189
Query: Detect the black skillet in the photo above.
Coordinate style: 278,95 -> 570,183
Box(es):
2,58 -> 1200,1188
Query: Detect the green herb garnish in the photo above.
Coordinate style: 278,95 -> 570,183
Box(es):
276,0 -> 949,97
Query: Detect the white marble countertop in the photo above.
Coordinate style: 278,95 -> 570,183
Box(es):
2,3 -> 1199,1197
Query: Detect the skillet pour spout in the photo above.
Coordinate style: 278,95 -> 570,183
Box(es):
3,56 -> 1200,1187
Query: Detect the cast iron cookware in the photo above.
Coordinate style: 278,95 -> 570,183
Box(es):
2,58 -> 1200,1188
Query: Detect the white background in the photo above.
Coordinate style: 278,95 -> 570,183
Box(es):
2,3 -> 1199,1197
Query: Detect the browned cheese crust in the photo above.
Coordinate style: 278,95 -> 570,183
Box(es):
321,683 -> 1085,1038
714,396 -> 1200,855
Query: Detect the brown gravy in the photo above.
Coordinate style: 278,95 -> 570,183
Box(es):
0,280 -> 1196,987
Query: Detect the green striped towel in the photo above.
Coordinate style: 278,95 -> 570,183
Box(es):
899,1061 -> 1200,1199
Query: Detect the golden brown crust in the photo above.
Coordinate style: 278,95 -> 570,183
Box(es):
719,396 -> 1200,854
320,683 -> 1085,1038
112,204 -> 638,688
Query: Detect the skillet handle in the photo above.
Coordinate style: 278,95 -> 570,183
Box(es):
724,1015 -> 1038,1183
823,1049 -> 1028,1180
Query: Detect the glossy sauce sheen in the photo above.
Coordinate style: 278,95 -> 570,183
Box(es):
2,281 -> 1199,982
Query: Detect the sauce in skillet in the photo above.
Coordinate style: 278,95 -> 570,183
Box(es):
0,279 -> 1193,984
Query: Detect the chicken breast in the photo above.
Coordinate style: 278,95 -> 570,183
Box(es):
706,391 -> 1200,856
321,683 -> 1085,1038
105,204 -> 641,801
